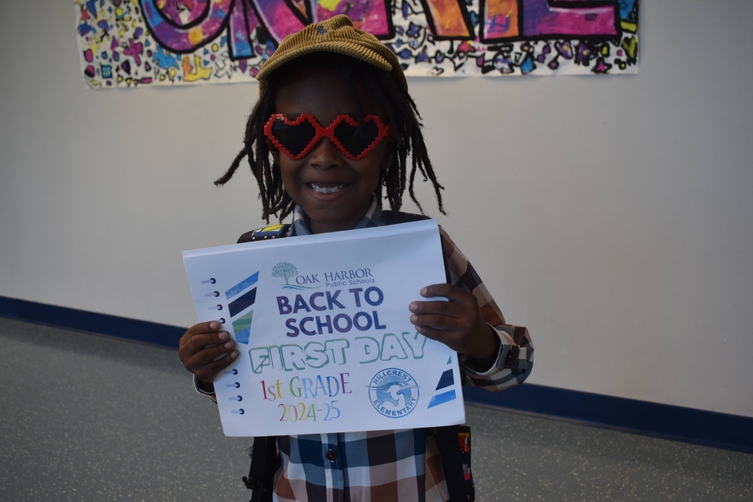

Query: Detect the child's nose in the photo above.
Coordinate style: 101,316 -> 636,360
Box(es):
308,137 -> 342,169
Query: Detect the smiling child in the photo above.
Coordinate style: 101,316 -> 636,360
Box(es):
179,15 -> 533,502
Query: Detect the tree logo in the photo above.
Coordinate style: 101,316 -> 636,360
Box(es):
272,262 -> 298,286
271,262 -> 319,290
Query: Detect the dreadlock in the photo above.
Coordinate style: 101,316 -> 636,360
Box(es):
214,52 -> 445,223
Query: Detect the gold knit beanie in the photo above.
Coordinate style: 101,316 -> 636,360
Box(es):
256,15 -> 408,95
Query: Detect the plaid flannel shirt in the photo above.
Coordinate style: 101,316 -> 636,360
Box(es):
196,200 -> 534,501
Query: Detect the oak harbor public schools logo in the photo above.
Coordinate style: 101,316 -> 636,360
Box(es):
272,261 -> 320,290
368,368 -> 419,418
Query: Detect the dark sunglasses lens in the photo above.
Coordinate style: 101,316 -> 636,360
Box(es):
272,118 -> 316,157
334,121 -> 380,158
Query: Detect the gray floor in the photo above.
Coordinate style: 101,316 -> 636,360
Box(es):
1,317 -> 751,502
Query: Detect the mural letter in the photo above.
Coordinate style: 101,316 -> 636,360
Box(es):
482,0 -> 619,42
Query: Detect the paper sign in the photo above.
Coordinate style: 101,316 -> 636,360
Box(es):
183,220 -> 465,437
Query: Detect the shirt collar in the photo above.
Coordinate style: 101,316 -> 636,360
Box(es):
290,198 -> 385,236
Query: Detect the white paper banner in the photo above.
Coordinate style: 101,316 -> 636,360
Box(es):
183,220 -> 465,437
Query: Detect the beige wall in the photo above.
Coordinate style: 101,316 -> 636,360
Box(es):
1,1 -> 752,417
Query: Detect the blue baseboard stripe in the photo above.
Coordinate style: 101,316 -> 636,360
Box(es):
0,296 -> 184,348
1,295 -> 751,454
463,386 -> 753,454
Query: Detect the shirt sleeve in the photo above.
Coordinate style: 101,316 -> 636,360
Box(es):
438,227 -> 534,392
193,374 -> 218,403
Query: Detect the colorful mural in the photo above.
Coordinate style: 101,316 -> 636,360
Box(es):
75,0 -> 639,88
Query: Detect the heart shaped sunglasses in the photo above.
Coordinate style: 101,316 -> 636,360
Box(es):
264,114 -> 391,161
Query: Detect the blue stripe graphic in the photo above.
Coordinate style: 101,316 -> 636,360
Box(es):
228,288 -> 257,317
435,369 -> 454,390
225,272 -> 259,299
428,390 -> 457,408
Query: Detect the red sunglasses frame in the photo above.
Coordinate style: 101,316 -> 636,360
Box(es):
263,113 -> 391,161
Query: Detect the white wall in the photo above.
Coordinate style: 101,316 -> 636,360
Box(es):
1,1 -> 752,418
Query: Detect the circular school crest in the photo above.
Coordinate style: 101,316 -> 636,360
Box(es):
368,368 -> 419,418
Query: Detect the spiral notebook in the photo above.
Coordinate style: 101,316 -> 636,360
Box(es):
183,220 -> 465,437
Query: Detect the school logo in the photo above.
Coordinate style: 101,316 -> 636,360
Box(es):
368,368 -> 419,418
225,272 -> 259,344
272,261 -> 320,290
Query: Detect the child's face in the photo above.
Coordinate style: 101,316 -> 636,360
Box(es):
271,63 -> 392,234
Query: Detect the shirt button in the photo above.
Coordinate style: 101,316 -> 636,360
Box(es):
325,450 -> 337,461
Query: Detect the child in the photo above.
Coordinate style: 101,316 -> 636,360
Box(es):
178,15 -> 533,501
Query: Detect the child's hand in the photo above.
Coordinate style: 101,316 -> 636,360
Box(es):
178,321 -> 239,387
409,284 -> 500,370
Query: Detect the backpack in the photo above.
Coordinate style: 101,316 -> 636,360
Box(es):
239,212 -> 475,502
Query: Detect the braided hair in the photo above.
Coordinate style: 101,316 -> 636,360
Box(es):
214,52 -> 445,223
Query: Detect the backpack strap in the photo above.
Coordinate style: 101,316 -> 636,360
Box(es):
243,436 -> 277,502
236,225 -> 288,501
237,224 -> 291,244
382,210 -> 431,225
434,425 -> 475,501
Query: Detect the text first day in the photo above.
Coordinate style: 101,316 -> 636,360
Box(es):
248,332 -> 428,374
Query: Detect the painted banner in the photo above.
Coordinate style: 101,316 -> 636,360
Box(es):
75,0 -> 639,88
183,220 -> 465,437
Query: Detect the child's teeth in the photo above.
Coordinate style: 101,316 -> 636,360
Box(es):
310,184 -> 345,194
